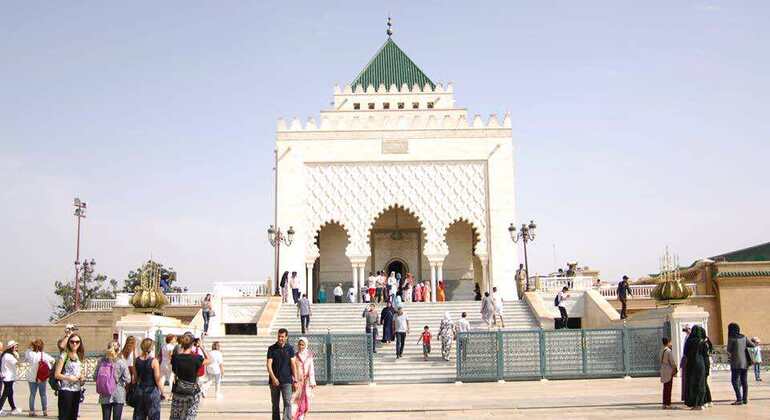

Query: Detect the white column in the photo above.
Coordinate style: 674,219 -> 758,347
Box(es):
437,263 -> 444,301
430,263 -> 437,303
481,258 -> 489,293
352,264 -> 358,303
306,262 -> 314,302
359,265 -> 366,301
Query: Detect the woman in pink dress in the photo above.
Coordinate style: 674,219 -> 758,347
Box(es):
414,281 -> 423,302
292,337 -> 316,420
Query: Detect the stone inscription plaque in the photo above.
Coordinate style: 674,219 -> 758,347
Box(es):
382,138 -> 409,154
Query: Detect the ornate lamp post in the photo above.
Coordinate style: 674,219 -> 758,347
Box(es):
72,198 -> 88,311
508,220 -> 537,291
267,224 -> 295,295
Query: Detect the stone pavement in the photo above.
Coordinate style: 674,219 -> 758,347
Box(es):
7,371 -> 769,419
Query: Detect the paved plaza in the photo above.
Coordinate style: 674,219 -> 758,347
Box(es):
6,371 -> 767,419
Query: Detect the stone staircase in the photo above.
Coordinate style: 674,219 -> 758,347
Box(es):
210,300 -> 539,384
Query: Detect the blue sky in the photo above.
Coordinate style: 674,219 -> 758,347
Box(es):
1,1 -> 768,322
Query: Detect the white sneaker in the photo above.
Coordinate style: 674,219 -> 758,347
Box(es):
10,409 -> 22,415
0,409 -> 6,417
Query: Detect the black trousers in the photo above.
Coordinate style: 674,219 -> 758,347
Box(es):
558,307 -> 569,328
57,390 -> 81,420
334,296 -> 342,303
619,298 -> 628,319
395,332 -> 407,357
0,381 -> 15,411
291,288 -> 300,304
366,326 -> 378,353
300,315 -> 310,333
731,368 -> 749,403
101,403 -> 124,420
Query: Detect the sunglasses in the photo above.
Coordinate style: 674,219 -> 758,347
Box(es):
69,340 -> 81,344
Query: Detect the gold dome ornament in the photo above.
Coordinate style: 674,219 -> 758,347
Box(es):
130,260 -> 168,313
651,247 -> 692,306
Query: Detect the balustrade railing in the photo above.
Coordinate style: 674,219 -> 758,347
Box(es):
535,276 -> 595,293
599,283 -> 698,300
83,299 -> 116,311
81,282 -> 268,311
213,281 -> 268,297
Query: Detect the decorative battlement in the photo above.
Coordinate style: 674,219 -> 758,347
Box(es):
334,81 -> 454,95
277,112 -> 511,132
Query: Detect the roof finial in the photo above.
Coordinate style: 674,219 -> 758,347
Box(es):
386,15 -> 393,38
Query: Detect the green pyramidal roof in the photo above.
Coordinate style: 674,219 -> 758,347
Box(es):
352,38 -> 435,90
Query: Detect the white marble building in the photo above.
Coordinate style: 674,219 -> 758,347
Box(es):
275,36 -> 518,301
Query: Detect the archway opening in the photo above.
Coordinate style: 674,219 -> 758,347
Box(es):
368,206 -> 425,283
385,258 -> 409,280
443,219 -> 480,300
315,221 -> 350,303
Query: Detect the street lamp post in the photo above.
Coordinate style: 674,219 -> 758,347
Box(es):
75,258 -> 96,308
73,198 -> 87,311
508,220 -> 537,292
267,225 -> 295,295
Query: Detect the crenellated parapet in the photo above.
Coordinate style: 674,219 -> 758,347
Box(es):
334,81 -> 454,95
277,112 -> 511,132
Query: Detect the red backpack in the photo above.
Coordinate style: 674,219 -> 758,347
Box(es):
36,353 -> 51,382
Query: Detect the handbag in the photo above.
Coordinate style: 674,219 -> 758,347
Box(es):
125,383 -> 139,408
172,377 -> 200,396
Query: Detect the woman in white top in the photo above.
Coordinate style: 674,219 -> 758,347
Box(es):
0,340 -> 22,416
120,336 -> 137,383
204,342 -> 224,399
160,334 -> 177,387
55,333 -> 85,420
24,339 -> 54,417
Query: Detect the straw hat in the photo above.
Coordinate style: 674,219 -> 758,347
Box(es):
6,340 -> 17,348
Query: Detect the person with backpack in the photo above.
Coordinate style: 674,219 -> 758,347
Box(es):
54,333 -> 85,420
133,338 -> 163,420
24,339 -> 55,417
555,287 -> 570,329
93,341 -> 130,420
0,340 -> 22,416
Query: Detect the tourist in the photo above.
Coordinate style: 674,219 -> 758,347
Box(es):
393,291 -> 404,310
347,284 -> 356,303
205,342 -> 224,399
160,335 -> 176,387
679,325 -> 691,402
280,271 -> 290,303
24,339 -> 55,417
403,281 -> 413,303
57,324 -> 78,353
437,281 -> 446,302
55,333 -> 85,420
396,273 -> 404,294
363,304 -> 379,353
515,264 -> 527,298
266,328 -> 297,420
414,281 -> 423,303
480,292 -> 494,328
290,271 -> 300,304
192,338 -> 208,396
727,322 -> 755,405
93,341 -> 129,420
556,287 -> 570,329
659,337 -> 677,409
423,281 -> 431,302
317,287 -> 326,303
375,271 -> 385,303
393,308 -> 410,359
297,294 -> 312,334
361,285 -> 371,303
292,337 -> 316,420
750,337 -> 762,381
387,272 -> 398,303
417,326 -> 431,361
380,302 -> 395,344
367,272 -> 377,302
473,283 -> 481,301
617,275 -> 633,319
438,312 -> 455,361
201,294 -> 213,336
492,287 -> 505,328
122,336 -> 138,383
132,338 -> 163,420
0,342 -> 3,401
170,334 -> 209,420
333,283 -> 343,303
457,312 -> 471,333
0,340 -> 22,416
683,325 -> 710,410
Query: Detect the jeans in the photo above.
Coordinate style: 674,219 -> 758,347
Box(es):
366,326 -> 378,353
203,373 -> 222,396
0,381 -> 15,411
57,389 -> 81,420
202,310 -> 211,333
662,379 -> 672,406
292,288 -> 300,304
28,381 -> 47,412
270,383 -> 293,420
101,403 -> 123,420
300,315 -> 310,334
395,332 -> 407,357
754,364 -> 762,381
558,307 -> 569,329
731,368 -> 748,403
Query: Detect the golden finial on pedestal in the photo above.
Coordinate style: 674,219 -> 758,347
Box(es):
651,247 -> 692,305
130,260 -> 168,313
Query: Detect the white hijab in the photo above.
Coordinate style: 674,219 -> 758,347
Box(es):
296,337 -> 310,359
443,311 -> 452,322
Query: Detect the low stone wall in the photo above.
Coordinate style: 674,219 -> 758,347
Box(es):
0,324 -> 115,351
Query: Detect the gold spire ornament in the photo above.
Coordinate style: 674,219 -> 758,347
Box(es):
130,260 -> 168,313
651,247 -> 692,305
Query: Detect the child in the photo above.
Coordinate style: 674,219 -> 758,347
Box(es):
660,337 -> 677,409
417,326 -> 431,361
750,337 -> 762,381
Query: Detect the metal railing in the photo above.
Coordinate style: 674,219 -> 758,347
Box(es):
535,276 -> 595,292
456,326 -> 665,382
598,283 -> 698,300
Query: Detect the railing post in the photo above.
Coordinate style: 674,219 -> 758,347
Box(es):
455,332 -> 462,381
539,329 -> 547,379
326,333 -> 333,384
496,330 -> 504,380
368,332 -> 374,383
581,329 -> 588,375
623,325 -> 631,377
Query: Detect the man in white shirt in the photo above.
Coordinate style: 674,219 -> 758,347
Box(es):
289,271 -> 300,304
333,283 -> 343,303
492,287 -> 505,328
347,285 -> 356,303
456,312 -> 471,333
392,308 -> 410,358
375,271 -> 385,303
556,287 -> 570,329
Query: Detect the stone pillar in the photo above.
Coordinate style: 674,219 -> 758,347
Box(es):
430,263 -> 437,303
359,265 -> 367,301
480,256 -> 490,293
306,262 -> 314,302
437,263 -> 444,301
352,264 -> 358,303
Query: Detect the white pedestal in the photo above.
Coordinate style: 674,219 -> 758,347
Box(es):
115,313 -> 198,349
625,304 -> 709,363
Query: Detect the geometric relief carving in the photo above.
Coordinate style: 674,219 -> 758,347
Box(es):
305,161 -> 487,258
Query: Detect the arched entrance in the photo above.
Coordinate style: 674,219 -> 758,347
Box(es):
385,258 -> 409,279
315,222 -> 350,303
444,219 -> 480,300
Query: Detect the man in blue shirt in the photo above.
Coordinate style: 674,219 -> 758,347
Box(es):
266,328 -> 297,420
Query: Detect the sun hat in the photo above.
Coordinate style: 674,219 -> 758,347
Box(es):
6,340 -> 17,348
